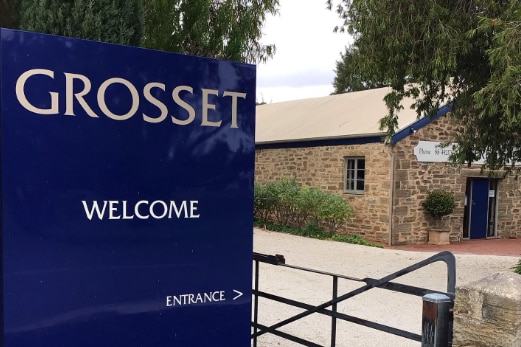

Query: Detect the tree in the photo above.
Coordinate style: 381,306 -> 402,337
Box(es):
18,0 -> 143,46
329,0 -> 521,172
9,1 -> 277,64
333,46 -> 386,94
0,0 -> 19,28
142,0 -> 279,63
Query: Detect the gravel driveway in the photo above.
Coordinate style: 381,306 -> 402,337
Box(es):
252,228 -> 518,347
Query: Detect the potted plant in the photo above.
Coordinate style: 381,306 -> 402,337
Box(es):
423,190 -> 456,245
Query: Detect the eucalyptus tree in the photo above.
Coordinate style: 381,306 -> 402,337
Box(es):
333,46 -> 386,93
329,0 -> 521,171
143,0 -> 279,63
18,0 -> 143,46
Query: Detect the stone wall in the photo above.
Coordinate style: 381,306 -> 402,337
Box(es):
390,117 -> 465,244
496,176 -> 521,238
255,114 -> 521,245
390,116 -> 521,244
453,272 -> 521,347
255,143 -> 392,243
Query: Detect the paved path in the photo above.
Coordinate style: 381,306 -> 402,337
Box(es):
253,228 -> 519,347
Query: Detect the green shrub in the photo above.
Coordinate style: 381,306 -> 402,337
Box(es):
423,190 -> 456,219
270,177 -> 300,226
514,258 -> 521,275
253,220 -> 382,248
316,193 -> 353,232
254,178 -> 353,232
302,219 -> 323,237
253,182 -> 276,222
330,234 -> 383,248
294,187 -> 323,228
254,178 -> 299,224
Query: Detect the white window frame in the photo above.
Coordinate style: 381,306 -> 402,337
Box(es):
344,157 -> 365,194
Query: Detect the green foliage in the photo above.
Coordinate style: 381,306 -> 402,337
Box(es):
267,177 -> 300,226
254,182 -> 275,222
333,46 -> 387,94
302,219 -> 322,236
330,233 -> 381,247
514,258 -> 521,275
294,187 -> 324,228
316,191 -> 354,232
423,190 -> 456,219
295,187 -> 354,231
291,185 -> 315,227
18,0 -> 143,46
254,220 -> 382,248
328,0 -> 521,172
143,0 -> 279,63
254,220 -> 299,235
254,178 -> 353,233
0,0 -> 19,28
11,0 -> 278,64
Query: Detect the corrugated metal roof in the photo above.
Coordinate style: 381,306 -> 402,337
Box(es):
255,87 -> 421,144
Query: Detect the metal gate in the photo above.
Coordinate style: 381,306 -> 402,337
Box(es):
252,251 -> 456,346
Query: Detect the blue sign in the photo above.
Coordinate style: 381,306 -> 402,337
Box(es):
0,29 -> 255,346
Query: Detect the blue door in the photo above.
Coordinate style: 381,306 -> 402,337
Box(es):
469,178 -> 489,239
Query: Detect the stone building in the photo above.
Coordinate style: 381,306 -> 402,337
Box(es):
255,87 -> 521,245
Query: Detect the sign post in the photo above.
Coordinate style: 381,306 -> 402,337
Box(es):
0,29 -> 256,346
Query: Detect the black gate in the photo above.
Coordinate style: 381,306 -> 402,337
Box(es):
252,251 -> 456,346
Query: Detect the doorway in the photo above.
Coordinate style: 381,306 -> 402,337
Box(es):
463,178 -> 498,239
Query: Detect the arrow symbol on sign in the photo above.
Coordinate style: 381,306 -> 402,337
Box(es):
232,290 -> 243,300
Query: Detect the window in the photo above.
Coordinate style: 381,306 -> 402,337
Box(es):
344,157 -> 365,194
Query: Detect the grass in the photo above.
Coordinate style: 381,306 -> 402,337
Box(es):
254,220 -> 383,248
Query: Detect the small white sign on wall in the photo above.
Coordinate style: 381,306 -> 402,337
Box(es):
413,141 -> 517,165
413,141 -> 456,162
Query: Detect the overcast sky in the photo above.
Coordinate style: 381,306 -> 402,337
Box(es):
256,1 -> 351,104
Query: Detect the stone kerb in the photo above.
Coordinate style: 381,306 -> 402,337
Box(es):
453,272 -> 521,347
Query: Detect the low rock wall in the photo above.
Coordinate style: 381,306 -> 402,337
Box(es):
453,272 -> 521,347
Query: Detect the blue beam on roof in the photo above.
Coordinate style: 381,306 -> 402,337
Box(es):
255,102 -> 454,150
391,102 -> 453,144
256,136 -> 383,149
